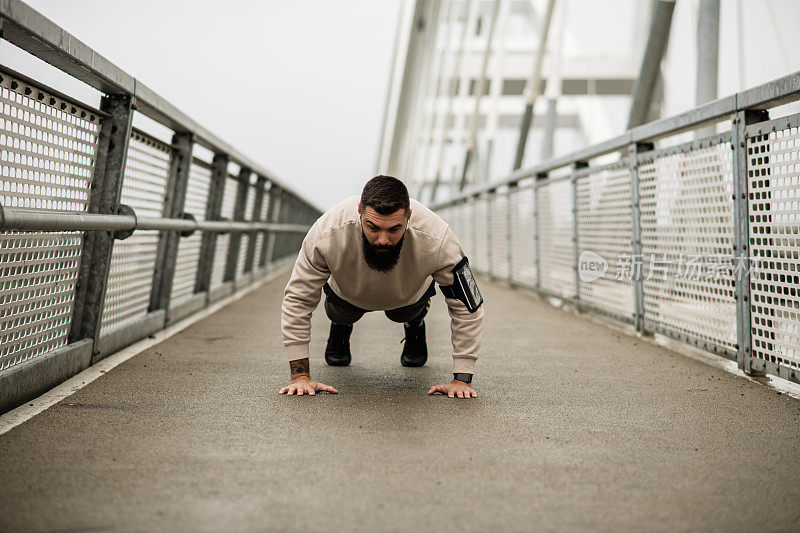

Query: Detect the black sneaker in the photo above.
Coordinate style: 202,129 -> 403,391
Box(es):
325,323 -> 353,366
400,320 -> 427,367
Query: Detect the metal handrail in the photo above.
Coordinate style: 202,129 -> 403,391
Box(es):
0,206 -> 311,235
433,70 -> 800,208
0,1 -> 323,414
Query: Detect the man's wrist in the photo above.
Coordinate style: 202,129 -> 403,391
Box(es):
290,358 -> 311,380
453,372 -> 473,384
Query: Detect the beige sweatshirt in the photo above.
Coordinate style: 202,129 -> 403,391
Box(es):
281,195 -> 483,374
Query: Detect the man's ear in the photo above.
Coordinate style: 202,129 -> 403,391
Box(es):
407,208 -> 412,220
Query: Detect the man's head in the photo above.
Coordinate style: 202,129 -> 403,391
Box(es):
358,175 -> 412,272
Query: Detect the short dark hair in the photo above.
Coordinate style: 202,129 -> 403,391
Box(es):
360,175 -> 410,215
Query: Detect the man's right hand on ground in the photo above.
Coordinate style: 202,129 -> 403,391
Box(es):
278,376 -> 339,396
280,358 -> 338,396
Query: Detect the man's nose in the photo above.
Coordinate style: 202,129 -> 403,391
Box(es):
376,232 -> 390,245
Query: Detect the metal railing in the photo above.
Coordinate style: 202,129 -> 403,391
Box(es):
434,71 -> 800,386
0,1 -> 321,413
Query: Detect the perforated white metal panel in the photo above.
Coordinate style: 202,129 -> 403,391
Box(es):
0,233 -> 84,370
451,206 -> 461,231
459,202 -> 472,256
210,176 -> 237,290
748,127 -> 800,370
101,130 -> 169,333
459,202 -> 474,265
0,71 -> 100,370
638,140 -> 736,352
460,202 -> 472,246
236,182 -> 256,279
509,186 -> 536,287
436,207 -> 451,246
472,197 -> 489,273
447,203 -> 464,258
538,180 -> 576,298
441,205 -> 457,239
284,195 -> 305,260
576,165 -> 635,320
449,204 -> 463,256
489,192 -> 509,280
437,206 -> 454,228
170,158 -> 211,306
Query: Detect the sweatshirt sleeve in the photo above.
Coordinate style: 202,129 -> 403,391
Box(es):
431,226 -> 484,374
281,222 -> 331,361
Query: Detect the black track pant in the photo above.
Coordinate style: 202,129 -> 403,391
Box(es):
323,282 -> 435,326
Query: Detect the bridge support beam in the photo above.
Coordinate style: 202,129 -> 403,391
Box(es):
627,0 -> 675,129
541,99 -> 558,160
513,0 -> 557,170
695,0 -> 720,138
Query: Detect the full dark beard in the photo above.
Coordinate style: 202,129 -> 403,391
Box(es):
361,230 -> 404,272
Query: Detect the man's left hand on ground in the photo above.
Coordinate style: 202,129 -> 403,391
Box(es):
428,379 -> 477,398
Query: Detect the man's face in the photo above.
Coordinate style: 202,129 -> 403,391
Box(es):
359,206 -> 411,272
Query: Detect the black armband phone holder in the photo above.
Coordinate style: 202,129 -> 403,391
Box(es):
438,256 -> 483,313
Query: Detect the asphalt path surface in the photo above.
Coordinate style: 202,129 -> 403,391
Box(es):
1,272 -> 799,532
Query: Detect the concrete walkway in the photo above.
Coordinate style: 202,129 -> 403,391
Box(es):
1,272 -> 799,532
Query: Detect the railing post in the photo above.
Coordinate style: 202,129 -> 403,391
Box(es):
572,161 -> 588,304
258,185 -> 278,269
732,109 -> 769,375
534,172 -> 546,290
305,205 -> 317,226
486,190 -> 493,275
507,183 -> 517,283
275,192 -> 291,262
629,142 -> 652,332
224,167 -> 252,282
195,153 -> 229,295
245,176 -> 267,274
149,131 -> 193,314
69,94 -> 134,359
263,187 -> 284,268
471,195 -> 478,267
289,197 -> 300,251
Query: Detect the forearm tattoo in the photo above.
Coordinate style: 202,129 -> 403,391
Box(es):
290,358 -> 310,377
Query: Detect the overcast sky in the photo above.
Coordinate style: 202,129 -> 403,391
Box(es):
4,0 -> 403,210
4,1 -> 799,209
